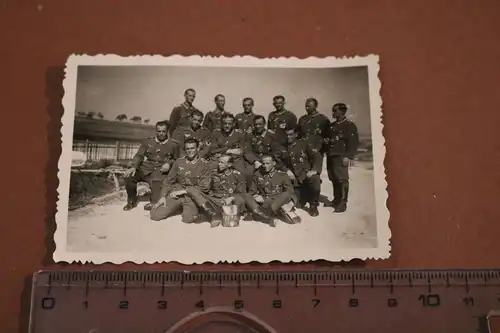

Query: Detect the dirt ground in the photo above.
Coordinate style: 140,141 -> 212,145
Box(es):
64,161 -> 378,262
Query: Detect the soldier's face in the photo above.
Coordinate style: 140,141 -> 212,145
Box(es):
185,90 -> 196,104
254,119 -> 265,133
222,117 -> 235,133
184,142 -> 199,159
273,98 -> 285,111
215,96 -> 225,109
262,157 -> 275,173
243,100 -> 253,112
305,100 -> 316,114
156,125 -> 168,141
218,156 -> 231,172
286,130 -> 297,144
190,115 -> 203,129
332,108 -> 344,120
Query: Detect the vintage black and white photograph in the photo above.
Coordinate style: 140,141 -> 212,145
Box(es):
53,54 -> 390,264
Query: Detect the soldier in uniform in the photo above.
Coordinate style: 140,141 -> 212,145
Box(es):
171,110 -> 211,159
168,88 -> 200,136
267,95 -> 298,146
203,94 -> 229,132
208,113 -> 246,173
324,103 -> 359,213
150,137 -> 217,223
282,127 -> 323,217
123,121 -> 179,211
298,97 -> 330,151
235,97 -> 256,134
245,155 -> 301,227
243,115 -> 285,187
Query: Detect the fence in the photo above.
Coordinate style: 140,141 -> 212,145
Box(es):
73,140 -> 141,162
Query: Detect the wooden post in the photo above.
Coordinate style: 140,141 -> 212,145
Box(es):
115,140 -> 120,162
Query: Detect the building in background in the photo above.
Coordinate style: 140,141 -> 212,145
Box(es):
72,113 -> 155,163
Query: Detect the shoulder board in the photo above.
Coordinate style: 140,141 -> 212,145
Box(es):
144,136 -> 155,141
235,129 -> 243,133
232,169 -> 241,175
213,128 -> 222,132
276,170 -> 286,174
170,138 -> 180,144
267,129 -> 275,134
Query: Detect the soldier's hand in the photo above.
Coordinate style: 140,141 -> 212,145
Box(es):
286,170 -> 296,180
342,157 -> 351,166
124,167 -> 136,178
306,170 -> 318,178
169,190 -> 181,198
224,197 -> 234,205
254,161 -> 262,169
160,163 -> 170,173
152,197 -> 166,210
230,148 -> 243,155
253,195 -> 264,203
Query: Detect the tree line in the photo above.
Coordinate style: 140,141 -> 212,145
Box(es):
76,111 -> 151,124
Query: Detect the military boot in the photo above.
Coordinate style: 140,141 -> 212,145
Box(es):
309,188 -> 320,217
334,183 -> 349,213
252,207 -> 276,227
200,203 -> 221,227
143,203 -> 152,211
123,192 -> 138,211
324,182 -> 341,208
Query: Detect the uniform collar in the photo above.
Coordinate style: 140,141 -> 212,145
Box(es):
268,169 -> 277,177
334,117 -> 348,125
222,129 -> 235,137
220,168 -> 233,176
186,156 -> 200,164
274,109 -> 287,115
243,111 -> 254,116
155,137 -> 168,144
254,129 -> 266,137
182,102 -> 192,109
308,111 -> 319,117
288,140 -> 298,147
213,109 -> 225,115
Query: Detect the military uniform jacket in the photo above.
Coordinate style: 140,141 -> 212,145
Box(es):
267,110 -> 298,146
208,129 -> 246,162
171,126 -> 212,158
283,139 -> 323,183
203,109 -> 228,132
160,157 -> 211,197
168,103 -> 199,135
209,168 -> 246,199
325,118 -> 359,158
243,130 -> 284,165
235,111 -> 256,133
249,169 -> 294,199
298,112 -> 330,147
131,137 -> 179,177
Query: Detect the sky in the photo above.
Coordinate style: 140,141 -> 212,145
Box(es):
75,65 -> 373,137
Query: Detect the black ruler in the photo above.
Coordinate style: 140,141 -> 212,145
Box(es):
29,269 -> 500,332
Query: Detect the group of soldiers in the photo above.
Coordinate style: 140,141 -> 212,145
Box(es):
122,88 -> 359,227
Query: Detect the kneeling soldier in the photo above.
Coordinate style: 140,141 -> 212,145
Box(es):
283,127 -> 323,217
246,155 -> 301,227
324,103 -> 359,213
199,154 -> 248,228
150,137 -> 216,223
123,121 -> 179,211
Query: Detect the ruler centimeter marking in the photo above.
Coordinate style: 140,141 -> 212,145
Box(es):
29,269 -> 500,333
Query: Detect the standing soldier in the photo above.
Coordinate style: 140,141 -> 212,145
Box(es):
267,95 -> 297,146
235,97 -> 256,134
208,113 -> 246,173
283,127 -> 323,217
203,94 -> 229,132
324,103 -> 359,213
245,155 -> 301,227
168,88 -> 200,136
123,121 -> 179,211
298,97 -> 330,151
243,115 -> 285,187
171,110 -> 211,159
197,155 -> 249,228
150,138 -> 217,223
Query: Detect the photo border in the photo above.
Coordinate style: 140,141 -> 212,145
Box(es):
53,54 -> 390,264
